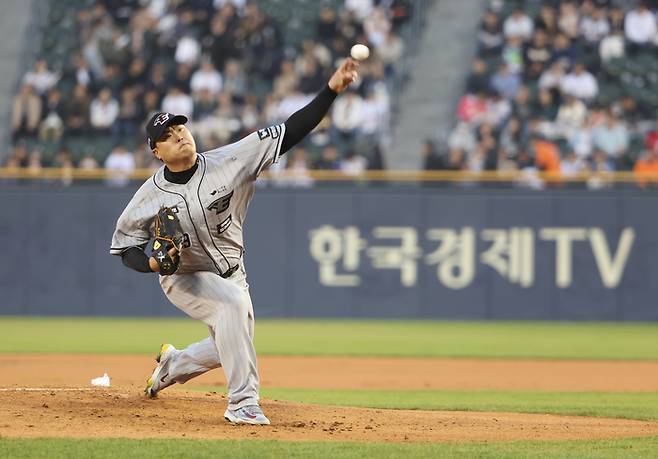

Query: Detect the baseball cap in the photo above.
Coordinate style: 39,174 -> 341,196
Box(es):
146,112 -> 189,149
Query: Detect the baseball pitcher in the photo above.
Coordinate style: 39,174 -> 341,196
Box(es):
110,58 -> 359,425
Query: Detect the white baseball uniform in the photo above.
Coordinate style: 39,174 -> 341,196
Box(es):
110,123 -> 285,410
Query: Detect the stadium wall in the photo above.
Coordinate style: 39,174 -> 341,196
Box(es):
2,184 -> 657,320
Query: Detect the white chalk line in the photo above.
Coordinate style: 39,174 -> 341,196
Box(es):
0,387 -> 105,392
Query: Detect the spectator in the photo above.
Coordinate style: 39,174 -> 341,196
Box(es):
340,149 -> 368,176
39,88 -> 65,141
63,84 -> 91,136
175,34 -> 201,66
104,144 -> 135,187
501,36 -> 524,74
273,60 -> 299,98
466,58 -> 490,94
556,95 -> 588,140
512,85 -> 532,121
490,63 -> 521,100
532,135 -> 561,176
478,10 -> 504,55
345,0 -> 374,21
444,147 -> 466,171
499,116 -> 524,157
53,148 -> 74,186
644,119 -> 658,152
11,84 -> 42,140
279,148 -> 313,187
457,92 -> 488,125
587,149 -> 615,190
377,30 -> 404,77
27,149 -> 43,174
22,58 -> 59,95
193,88 -> 218,120
113,87 -> 140,140
161,86 -> 194,118
172,63 -> 194,94
560,63 -> 598,102
240,94 -> 259,130
561,149 -> 587,177
485,92 -> 511,127
580,6 -> 610,46
316,7 -> 337,44
315,146 -> 341,170
69,54 -> 94,88
634,148 -> 658,188
535,5 -> 558,36
332,90 -> 364,143
7,142 -> 29,167
364,7 -> 391,47
592,111 -> 629,160
534,88 -> 558,121
223,60 -> 247,101
599,28 -> 625,62
624,2 -> 657,53
190,60 -> 223,96
551,33 -> 578,67
524,29 -> 552,79
359,89 -> 389,141
503,7 -> 534,41
79,152 -> 100,170
90,87 -> 120,135
298,58 -> 325,95
538,61 -> 566,91
421,140 -> 443,170
448,121 -> 476,153
557,1 -> 580,39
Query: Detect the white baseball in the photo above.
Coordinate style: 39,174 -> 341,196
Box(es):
350,44 -> 370,61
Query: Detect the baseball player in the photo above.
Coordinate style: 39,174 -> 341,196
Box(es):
110,58 -> 359,425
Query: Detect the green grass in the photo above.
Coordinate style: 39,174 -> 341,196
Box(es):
245,388 -> 657,422
1,437 -> 658,459
1,317 -> 657,360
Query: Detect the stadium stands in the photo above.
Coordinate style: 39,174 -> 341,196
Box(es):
438,0 -> 658,188
5,0 -> 416,179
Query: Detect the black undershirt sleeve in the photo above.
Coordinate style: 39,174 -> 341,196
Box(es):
121,246 -> 153,273
281,84 -> 338,154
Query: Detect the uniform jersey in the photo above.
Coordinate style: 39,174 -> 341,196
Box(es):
110,123 -> 286,275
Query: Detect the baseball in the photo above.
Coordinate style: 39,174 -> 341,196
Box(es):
350,44 -> 370,61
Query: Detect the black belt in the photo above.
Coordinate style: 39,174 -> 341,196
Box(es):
220,264 -> 239,279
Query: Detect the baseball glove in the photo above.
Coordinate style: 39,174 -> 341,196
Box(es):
151,207 -> 184,275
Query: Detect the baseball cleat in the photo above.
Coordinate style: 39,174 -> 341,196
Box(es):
144,343 -> 177,398
224,405 -> 270,425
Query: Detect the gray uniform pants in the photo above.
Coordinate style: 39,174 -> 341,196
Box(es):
159,263 -> 260,410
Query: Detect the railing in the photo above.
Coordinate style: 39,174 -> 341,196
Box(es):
0,167 -> 657,185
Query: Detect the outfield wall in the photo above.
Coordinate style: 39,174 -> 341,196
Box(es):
2,184 -> 657,320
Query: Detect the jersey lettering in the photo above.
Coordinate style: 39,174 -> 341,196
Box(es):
257,125 -> 281,141
217,215 -> 233,234
207,191 -> 234,215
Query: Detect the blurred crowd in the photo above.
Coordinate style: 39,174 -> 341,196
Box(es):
425,0 -> 658,189
6,0 -> 413,185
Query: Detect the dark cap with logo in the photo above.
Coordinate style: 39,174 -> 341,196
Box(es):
146,112 -> 188,149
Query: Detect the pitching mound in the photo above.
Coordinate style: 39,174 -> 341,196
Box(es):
1,388 -> 657,443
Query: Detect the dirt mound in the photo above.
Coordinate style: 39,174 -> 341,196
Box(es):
3,354 -> 658,392
2,388 -> 657,442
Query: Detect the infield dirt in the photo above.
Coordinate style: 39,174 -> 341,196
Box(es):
1,354 -> 658,442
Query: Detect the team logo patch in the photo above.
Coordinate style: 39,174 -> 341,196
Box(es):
257,125 -> 281,141
207,191 -> 234,215
217,215 -> 232,234
153,113 -> 170,126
